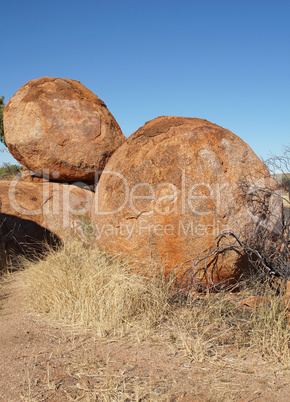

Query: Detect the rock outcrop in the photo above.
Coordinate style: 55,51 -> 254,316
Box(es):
91,116 -> 279,288
3,77 -> 126,182
0,180 -> 94,244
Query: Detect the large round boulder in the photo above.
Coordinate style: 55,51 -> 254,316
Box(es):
3,77 -> 125,182
91,116 -> 280,288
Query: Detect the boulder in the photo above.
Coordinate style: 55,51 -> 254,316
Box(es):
20,167 -> 47,183
3,77 -> 126,182
91,116 -> 280,288
0,180 -> 94,247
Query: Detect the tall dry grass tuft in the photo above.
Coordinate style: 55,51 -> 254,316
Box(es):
169,294 -> 244,363
250,288 -> 289,365
23,238 -> 171,336
167,285 -> 290,365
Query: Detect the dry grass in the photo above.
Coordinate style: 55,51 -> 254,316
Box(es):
168,287 -> 289,366
23,238 -> 171,337
22,238 -> 289,369
250,290 -> 289,363
5,238 -> 288,400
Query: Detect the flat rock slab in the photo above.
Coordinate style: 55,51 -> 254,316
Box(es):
0,180 -> 94,258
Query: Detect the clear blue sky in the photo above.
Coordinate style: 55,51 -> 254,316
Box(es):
1,0 -> 289,165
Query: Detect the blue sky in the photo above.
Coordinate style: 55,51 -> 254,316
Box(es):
1,0 -> 289,165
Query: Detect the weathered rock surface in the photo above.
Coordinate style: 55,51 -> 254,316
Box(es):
4,77 -> 126,182
91,116 -> 279,288
20,167 -> 47,183
0,180 -> 94,252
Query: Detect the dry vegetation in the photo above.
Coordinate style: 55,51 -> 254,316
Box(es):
15,237 -> 289,400
23,238 -> 289,365
23,238 -> 171,337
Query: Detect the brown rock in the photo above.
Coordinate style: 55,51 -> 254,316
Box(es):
239,296 -> 269,309
20,167 -> 47,183
91,116 -> 280,288
0,180 -> 94,252
3,77 -> 125,182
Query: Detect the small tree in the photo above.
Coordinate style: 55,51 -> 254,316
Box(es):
0,96 -> 6,146
0,162 -> 22,179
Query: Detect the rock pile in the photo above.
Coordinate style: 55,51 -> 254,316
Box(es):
1,77 -> 123,260
2,79 -> 281,289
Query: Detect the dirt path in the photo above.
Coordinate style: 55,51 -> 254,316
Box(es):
0,274 -> 36,400
0,274 -> 290,401
0,274 -> 63,401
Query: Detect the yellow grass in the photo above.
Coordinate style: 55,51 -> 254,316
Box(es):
23,238 -> 171,337
22,238 -> 289,367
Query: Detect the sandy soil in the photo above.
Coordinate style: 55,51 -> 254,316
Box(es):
0,274 -> 290,401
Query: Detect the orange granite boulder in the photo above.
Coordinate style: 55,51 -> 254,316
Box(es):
4,77 -> 125,182
91,116 -> 280,288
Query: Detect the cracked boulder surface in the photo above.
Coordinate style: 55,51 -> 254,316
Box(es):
92,116 -> 278,288
3,77 -> 125,182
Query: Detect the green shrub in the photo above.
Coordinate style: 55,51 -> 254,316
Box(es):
0,162 -> 22,179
